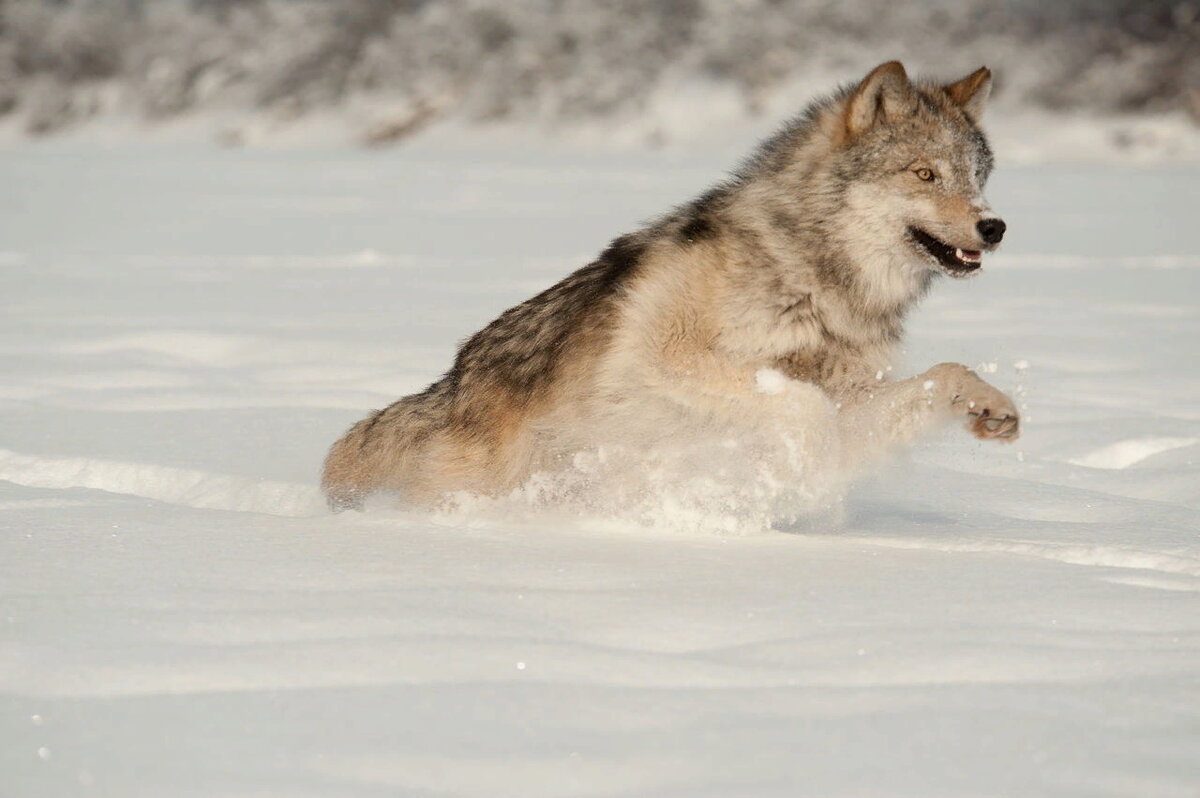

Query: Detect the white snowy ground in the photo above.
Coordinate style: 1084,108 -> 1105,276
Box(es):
1,140 -> 1198,797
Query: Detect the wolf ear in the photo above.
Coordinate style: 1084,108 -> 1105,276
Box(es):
943,66 -> 992,123
844,61 -> 917,140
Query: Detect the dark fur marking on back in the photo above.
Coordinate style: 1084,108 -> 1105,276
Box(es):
678,214 -> 714,243
436,234 -> 646,410
675,189 -> 724,244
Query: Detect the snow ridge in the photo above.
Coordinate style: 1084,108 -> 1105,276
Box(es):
0,449 -> 323,517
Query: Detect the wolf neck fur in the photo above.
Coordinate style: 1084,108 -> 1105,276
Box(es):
710,162 -> 928,359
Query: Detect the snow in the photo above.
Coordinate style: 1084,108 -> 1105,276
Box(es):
754,368 -> 790,395
1,140 -> 1198,796
1066,437 -> 1200,471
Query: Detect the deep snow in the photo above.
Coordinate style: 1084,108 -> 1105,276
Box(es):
1,141 -> 1198,797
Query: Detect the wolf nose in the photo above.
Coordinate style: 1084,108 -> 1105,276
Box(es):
977,218 -> 1006,245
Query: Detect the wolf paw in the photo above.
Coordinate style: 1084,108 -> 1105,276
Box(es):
963,404 -> 1020,441
952,382 -> 1019,442
924,363 -> 1020,442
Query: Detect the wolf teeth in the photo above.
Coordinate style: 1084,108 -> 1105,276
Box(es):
955,248 -> 982,262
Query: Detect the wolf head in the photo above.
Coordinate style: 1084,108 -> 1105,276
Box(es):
831,61 -> 1004,281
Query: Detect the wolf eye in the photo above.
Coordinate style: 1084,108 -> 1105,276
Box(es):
914,167 -> 936,182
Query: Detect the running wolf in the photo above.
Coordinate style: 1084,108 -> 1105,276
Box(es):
323,61 -> 1018,511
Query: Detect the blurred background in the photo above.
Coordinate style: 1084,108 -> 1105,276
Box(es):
1,0 -> 1197,157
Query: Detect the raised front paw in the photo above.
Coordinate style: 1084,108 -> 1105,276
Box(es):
962,401 -> 1019,441
924,363 -> 1020,442
954,380 -> 1019,441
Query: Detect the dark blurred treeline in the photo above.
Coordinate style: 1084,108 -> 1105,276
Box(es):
0,0 -> 1196,138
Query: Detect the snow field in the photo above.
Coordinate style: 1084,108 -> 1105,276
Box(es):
0,142 -> 1198,796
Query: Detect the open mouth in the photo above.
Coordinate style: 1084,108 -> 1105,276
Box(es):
907,227 -> 982,275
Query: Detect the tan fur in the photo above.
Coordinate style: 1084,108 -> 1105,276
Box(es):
322,62 -> 1018,512
944,66 -> 993,123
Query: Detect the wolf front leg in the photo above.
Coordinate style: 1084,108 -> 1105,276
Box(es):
835,362 -> 1019,466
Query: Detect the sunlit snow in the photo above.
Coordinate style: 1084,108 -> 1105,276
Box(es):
1,141 -> 1197,797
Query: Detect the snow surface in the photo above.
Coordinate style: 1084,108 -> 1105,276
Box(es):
1,141 -> 1198,796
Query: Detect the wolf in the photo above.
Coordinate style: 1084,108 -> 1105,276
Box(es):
322,61 -> 1018,514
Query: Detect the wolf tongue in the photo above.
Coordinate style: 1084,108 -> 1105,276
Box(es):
955,248 -> 982,261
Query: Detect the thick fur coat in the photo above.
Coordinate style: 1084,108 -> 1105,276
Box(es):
323,61 -> 1019,512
